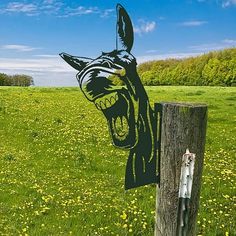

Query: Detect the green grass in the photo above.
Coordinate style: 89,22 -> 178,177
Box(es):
0,86 -> 235,235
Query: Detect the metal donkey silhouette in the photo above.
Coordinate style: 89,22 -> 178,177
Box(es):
60,4 -> 161,190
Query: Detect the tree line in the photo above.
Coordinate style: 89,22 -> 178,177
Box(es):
0,73 -> 34,87
137,48 -> 236,86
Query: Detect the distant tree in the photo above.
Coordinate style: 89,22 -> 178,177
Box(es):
0,73 -> 9,86
11,74 -> 34,86
0,73 -> 34,87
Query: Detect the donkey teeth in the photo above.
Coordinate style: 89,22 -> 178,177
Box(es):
100,101 -> 106,110
110,96 -> 116,106
105,98 -> 112,109
114,93 -> 118,101
95,103 -> 101,110
95,92 -> 118,110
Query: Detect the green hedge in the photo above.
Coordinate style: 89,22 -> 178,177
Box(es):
137,48 -> 236,86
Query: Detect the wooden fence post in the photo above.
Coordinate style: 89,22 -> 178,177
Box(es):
155,102 -> 208,236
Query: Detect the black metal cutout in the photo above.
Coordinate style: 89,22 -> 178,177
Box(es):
60,4 -> 161,190
155,103 -> 163,187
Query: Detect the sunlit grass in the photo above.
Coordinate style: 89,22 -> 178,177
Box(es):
0,86 -> 235,235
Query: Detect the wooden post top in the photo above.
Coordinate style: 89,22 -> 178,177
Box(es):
156,102 -> 207,107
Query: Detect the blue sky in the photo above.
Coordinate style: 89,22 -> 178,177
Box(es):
0,0 -> 236,86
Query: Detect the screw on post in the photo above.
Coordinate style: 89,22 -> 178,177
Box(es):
176,149 -> 196,236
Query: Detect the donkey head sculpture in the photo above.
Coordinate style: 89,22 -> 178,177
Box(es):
60,4 -> 159,189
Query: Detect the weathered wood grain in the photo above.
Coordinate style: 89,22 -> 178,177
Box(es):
155,102 -> 207,236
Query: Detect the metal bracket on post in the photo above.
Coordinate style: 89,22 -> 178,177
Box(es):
154,103 -> 162,186
176,149 -> 196,236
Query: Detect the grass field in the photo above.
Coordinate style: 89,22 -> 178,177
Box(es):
0,86 -> 235,235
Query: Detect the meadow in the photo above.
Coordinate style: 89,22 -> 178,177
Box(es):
0,86 -> 235,235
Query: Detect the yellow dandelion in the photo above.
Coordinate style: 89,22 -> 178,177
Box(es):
120,212 -> 127,220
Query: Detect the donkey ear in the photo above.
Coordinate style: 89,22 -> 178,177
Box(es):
116,4 -> 134,52
60,53 -> 93,71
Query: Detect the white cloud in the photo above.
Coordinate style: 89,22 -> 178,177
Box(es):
1,44 -> 39,52
134,20 -> 156,35
34,54 -> 59,58
39,1 -> 63,14
0,1 -> 114,18
43,0 -> 54,4
0,57 -> 77,86
189,40 -> 236,52
61,6 -> 99,17
0,57 -> 71,72
222,0 -> 236,7
180,20 -> 208,27
189,43 -> 224,51
100,9 -> 115,18
140,39 -> 236,64
197,0 -> 236,8
222,39 -> 236,44
60,6 -> 115,18
0,1 -> 46,16
137,52 -> 203,64
4,2 -> 37,14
